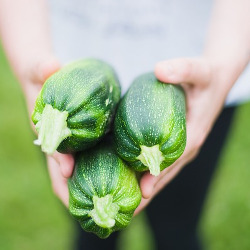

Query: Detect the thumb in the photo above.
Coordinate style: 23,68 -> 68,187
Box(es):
155,57 -> 211,86
140,172 -> 158,199
30,57 -> 61,84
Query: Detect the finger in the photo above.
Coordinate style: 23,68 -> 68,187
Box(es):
155,57 -> 211,86
149,142 -> 198,192
41,58 -> 61,81
134,197 -> 151,216
47,156 -> 69,207
139,154 -> 186,199
30,57 -> 61,84
52,152 -> 74,178
140,172 -> 158,199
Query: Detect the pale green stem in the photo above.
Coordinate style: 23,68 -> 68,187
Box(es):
89,195 -> 119,228
34,104 -> 71,155
136,144 -> 164,176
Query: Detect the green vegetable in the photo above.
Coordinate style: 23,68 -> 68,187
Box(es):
114,73 -> 186,176
68,139 -> 141,239
32,58 -> 121,154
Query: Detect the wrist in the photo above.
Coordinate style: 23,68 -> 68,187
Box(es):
203,55 -> 247,96
203,50 -> 249,89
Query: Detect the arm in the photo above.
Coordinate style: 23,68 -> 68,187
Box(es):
136,0 -> 250,214
0,0 -> 57,113
0,0 -> 73,205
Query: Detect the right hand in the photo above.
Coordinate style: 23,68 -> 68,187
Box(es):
135,56 -> 233,214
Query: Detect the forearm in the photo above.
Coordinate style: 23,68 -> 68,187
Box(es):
204,0 -> 250,90
0,0 -> 53,84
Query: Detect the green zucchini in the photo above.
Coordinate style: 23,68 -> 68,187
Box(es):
32,58 -> 121,154
114,73 -> 186,176
68,139 -> 141,239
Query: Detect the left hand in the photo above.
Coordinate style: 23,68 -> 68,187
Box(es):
21,57 -> 74,206
135,57 -> 233,215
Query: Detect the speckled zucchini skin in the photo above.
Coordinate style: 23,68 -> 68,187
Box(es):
32,58 -> 121,153
68,141 -> 141,239
114,72 -> 186,173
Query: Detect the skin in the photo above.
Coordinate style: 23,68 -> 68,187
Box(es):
0,0 -> 74,206
0,0 -> 249,212
136,0 -> 250,213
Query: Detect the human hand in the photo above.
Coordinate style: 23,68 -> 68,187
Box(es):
20,58 -> 74,206
135,57 -> 234,215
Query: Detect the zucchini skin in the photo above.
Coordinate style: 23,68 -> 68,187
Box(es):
114,72 -> 186,173
68,139 -> 141,239
32,58 -> 121,153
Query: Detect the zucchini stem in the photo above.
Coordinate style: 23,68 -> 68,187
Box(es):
34,104 -> 71,155
136,144 -> 164,176
89,195 -> 119,228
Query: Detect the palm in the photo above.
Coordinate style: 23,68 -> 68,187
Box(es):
135,57 -> 228,215
24,58 -> 74,207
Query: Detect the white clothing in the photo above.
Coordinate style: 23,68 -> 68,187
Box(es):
48,0 -> 250,105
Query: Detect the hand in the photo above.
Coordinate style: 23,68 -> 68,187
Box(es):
20,57 -> 74,206
135,57 -> 233,215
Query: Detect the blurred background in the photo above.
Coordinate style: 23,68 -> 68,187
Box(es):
0,43 -> 250,250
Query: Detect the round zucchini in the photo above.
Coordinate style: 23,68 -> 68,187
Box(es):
114,73 -> 186,176
32,58 -> 121,154
68,140 -> 141,239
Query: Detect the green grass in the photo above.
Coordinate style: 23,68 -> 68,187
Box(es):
0,46 -> 76,250
0,44 -> 250,250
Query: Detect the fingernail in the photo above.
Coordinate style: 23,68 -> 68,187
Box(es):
156,62 -> 175,80
161,62 -> 174,76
